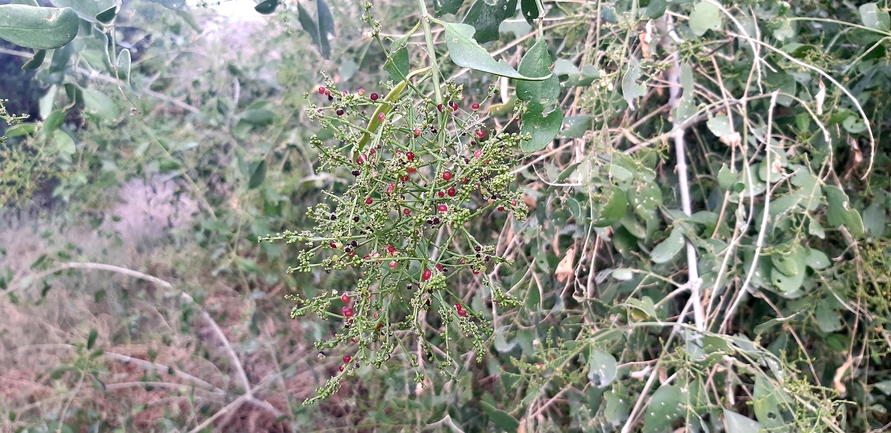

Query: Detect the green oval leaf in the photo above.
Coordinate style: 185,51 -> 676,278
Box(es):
0,5 -> 78,50
689,1 -> 722,36
82,88 -> 119,120
860,3 -> 890,32
593,187 -> 627,227
516,38 -> 560,105
441,22 -> 550,81
21,49 -> 46,70
95,4 -> 118,23
115,49 -> 131,84
480,401 -> 519,432
725,410 -> 762,433
650,227 -> 684,264
248,159 -> 267,189
254,0 -> 279,14
587,347 -> 617,387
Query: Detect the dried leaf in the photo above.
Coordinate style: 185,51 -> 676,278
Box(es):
555,248 -> 575,282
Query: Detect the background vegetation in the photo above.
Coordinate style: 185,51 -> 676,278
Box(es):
1,0 -> 890,432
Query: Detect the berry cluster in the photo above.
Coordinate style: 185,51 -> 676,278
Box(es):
263,73 -> 527,404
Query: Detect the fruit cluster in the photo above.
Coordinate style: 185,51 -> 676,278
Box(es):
262,73 -> 527,404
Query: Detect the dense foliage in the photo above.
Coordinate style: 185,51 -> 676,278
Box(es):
1,0 -> 891,432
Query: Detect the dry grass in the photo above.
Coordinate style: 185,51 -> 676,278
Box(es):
0,178 -> 342,432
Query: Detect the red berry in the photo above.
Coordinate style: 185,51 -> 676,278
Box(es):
443,171 -> 452,181
319,86 -> 327,95
475,130 -> 486,139
343,355 -> 352,363
400,175 -> 409,182
422,269 -> 432,281
366,197 -> 373,205
403,208 -> 411,215
461,177 -> 469,184
330,242 -> 338,249
436,264 -> 444,271
474,149 -> 483,158
460,258 -> 466,264
370,93 -> 379,101
437,104 -> 444,112
339,365 -> 345,372
497,206 -> 504,212
407,167 -> 416,174
378,112 -> 385,121
336,109 -> 344,116
357,88 -> 365,96
342,90 -> 349,96
472,269 -> 480,275
386,244 -> 397,254
341,293 -> 350,303
406,151 -> 415,161
438,204 -> 448,212
471,103 -> 480,110
389,261 -> 398,269
341,306 -> 354,317
438,191 -> 445,197
387,183 -> 396,194
413,129 -> 421,136
457,308 -> 467,317
447,187 -> 456,197
511,199 -> 517,206
451,104 -> 459,112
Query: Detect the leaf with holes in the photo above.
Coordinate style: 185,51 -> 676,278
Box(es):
520,103 -> 563,152
825,185 -> 864,237
520,0 -> 538,24
753,375 -> 793,430
642,385 -> 684,433
434,0 -> 463,17
770,244 -> 801,277
462,0 -> 518,43
621,57 -> 646,110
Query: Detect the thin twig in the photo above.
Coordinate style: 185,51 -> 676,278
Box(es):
663,15 -> 705,332
720,91 -> 779,333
